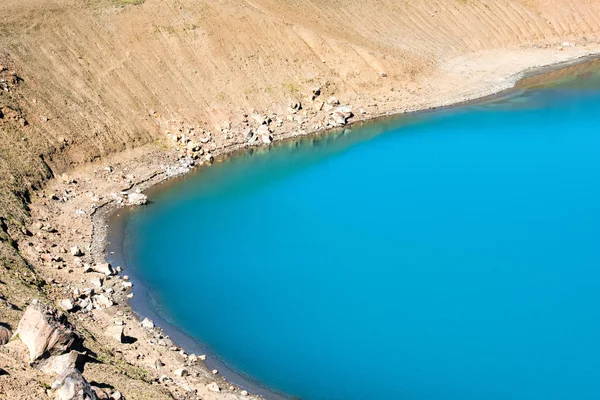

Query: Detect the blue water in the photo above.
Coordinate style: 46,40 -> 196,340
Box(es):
122,65 -> 600,400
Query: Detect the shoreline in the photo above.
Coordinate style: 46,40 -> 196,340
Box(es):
26,48 -> 600,400
100,52 -> 600,399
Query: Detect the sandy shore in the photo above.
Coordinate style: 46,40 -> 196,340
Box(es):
20,47 -> 600,400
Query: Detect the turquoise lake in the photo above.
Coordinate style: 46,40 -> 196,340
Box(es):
117,62 -> 600,400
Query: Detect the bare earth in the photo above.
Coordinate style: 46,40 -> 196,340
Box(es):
2,0 -> 600,399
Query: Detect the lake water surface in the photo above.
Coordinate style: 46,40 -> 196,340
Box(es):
117,61 -> 600,400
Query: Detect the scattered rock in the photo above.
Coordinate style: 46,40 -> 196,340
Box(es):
207,382 -> 220,392
331,105 -> 354,126
0,325 -> 11,345
70,246 -> 84,257
38,351 -> 81,376
14,299 -> 79,363
245,129 -> 256,142
127,192 -> 148,206
106,325 -> 124,343
288,101 -> 302,114
212,369 -> 218,375
51,368 -> 97,400
58,299 -> 74,312
251,113 -> 267,125
91,263 -> 115,276
91,294 -> 113,310
241,390 -> 249,396
141,318 -> 154,329
90,277 -> 103,288
92,386 -> 110,400
174,368 -> 187,377
186,141 -> 202,152
327,96 -> 340,106
199,354 -> 207,361
188,354 -> 198,363
110,391 -> 122,400
154,359 -> 165,369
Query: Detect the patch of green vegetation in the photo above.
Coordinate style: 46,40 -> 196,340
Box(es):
113,0 -> 145,5
282,81 -> 300,96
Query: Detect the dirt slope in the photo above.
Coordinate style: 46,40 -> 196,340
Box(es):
1,0 -> 600,398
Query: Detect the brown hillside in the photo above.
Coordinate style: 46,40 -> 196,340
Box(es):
1,0 -> 600,398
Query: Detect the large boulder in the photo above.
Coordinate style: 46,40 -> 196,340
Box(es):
0,325 -> 11,345
14,299 -> 79,363
51,368 -> 98,400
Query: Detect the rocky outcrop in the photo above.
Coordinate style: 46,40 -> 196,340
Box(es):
14,299 -> 79,364
51,368 -> 98,400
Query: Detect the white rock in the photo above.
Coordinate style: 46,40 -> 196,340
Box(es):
261,133 -> 273,144
90,277 -> 103,288
106,325 -> 124,343
14,299 -> 78,363
127,192 -> 148,206
174,368 -> 188,377
241,390 -> 249,396
141,318 -> 154,329
111,391 -> 123,400
91,263 -> 115,276
245,129 -> 256,142
212,369 -> 218,375
92,294 -> 113,310
70,246 -> 83,257
207,382 -> 220,392
58,299 -> 74,312
256,124 -> 270,136
38,350 -> 80,375
51,368 -> 96,400
199,354 -> 207,361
